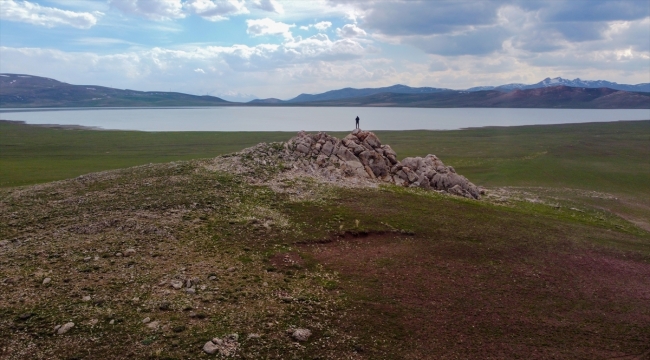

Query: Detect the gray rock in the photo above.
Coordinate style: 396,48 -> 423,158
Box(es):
291,328 -> 312,342
124,248 -> 136,257
203,340 -> 220,354
57,322 -> 74,334
170,280 -> 183,289
42,277 -> 51,285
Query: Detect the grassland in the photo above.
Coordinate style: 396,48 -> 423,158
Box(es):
1,119 -> 649,359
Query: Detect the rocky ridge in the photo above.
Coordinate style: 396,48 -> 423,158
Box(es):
217,129 -> 482,199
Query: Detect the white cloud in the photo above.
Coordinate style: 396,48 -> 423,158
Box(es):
299,21 -> 332,32
194,68 -> 205,73
184,0 -> 248,21
251,0 -> 283,14
109,0 -> 184,21
0,0 -> 101,29
246,18 -> 295,40
336,24 -> 366,38
314,21 -> 332,31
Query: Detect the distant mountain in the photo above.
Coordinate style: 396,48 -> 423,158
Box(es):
285,84 -> 452,103
467,77 -> 650,93
0,74 -> 232,108
264,86 -> 650,109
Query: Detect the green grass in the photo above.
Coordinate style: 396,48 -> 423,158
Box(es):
2,120 -> 649,199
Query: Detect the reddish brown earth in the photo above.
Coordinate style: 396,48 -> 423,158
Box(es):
304,232 -> 650,359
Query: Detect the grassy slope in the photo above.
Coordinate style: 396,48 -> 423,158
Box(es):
0,160 -> 648,359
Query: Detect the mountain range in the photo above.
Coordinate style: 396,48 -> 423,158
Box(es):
1,73 -> 648,109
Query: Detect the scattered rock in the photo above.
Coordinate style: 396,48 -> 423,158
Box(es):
82,295 -> 91,302
208,276 -> 217,281
290,328 -> 312,342
115,252 -> 123,257
0,240 -> 9,246
109,319 -> 115,325
170,280 -> 183,289
146,321 -> 160,330
204,334 -> 239,356
186,287 -> 196,294
83,256 -> 91,262
42,277 -> 51,285
124,248 -> 136,257
227,267 -> 236,272
142,317 -> 151,324
89,319 -> 98,326
247,333 -> 261,340
56,322 -> 74,334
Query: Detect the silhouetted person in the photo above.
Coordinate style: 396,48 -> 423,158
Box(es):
355,116 -> 360,129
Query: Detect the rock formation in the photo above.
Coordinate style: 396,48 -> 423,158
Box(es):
280,129 -> 482,199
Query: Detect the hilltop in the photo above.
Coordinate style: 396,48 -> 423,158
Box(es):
1,127 -> 649,359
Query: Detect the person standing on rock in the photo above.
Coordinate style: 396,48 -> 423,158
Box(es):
355,116 -> 360,129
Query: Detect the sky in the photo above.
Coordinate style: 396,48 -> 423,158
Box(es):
0,0 -> 648,101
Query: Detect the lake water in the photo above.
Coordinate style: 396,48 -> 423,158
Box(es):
1,107 -> 648,132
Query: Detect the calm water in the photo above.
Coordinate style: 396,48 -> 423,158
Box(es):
1,107 -> 648,131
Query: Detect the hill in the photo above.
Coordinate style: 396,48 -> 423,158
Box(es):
1,125 -> 649,358
468,77 -> 650,92
285,84 -> 451,103
279,86 -> 650,109
0,74 -> 232,108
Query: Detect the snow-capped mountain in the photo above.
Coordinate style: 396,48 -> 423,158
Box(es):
467,77 -> 650,92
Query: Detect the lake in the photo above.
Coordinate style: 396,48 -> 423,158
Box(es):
1,107 -> 648,131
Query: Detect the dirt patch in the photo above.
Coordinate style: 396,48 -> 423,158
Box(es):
304,232 -> 650,359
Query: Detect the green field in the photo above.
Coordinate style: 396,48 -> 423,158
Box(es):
2,120 -> 649,197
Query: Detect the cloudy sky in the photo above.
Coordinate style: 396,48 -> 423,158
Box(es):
1,0 -> 648,101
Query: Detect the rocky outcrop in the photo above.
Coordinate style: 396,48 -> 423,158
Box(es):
280,129 -> 482,199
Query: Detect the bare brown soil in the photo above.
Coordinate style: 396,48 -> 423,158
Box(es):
304,232 -> 650,359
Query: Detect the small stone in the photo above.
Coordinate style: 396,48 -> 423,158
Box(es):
199,285 -> 206,290
185,279 -> 192,288
124,248 -> 136,257
186,287 -> 196,294
291,328 -> 312,342
227,267 -> 236,272
83,256 -> 91,262
93,256 -> 99,261
142,317 -> 151,324
203,340 -> 219,354
54,325 -> 61,332
82,296 -> 91,302
115,252 -> 123,257
170,280 -> 183,289
247,333 -> 261,340
0,240 -> 9,246
42,277 -> 51,285
109,319 -> 115,325
262,282 -> 268,287
208,276 -> 217,281
57,322 -> 74,334
89,319 -> 98,326
147,321 -> 160,330
132,297 -> 139,302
